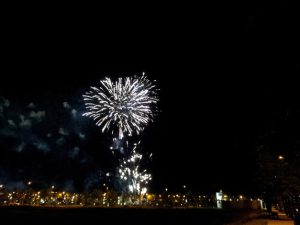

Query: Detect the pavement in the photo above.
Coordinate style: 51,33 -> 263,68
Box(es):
267,213 -> 294,225
229,212 -> 294,225
267,220 -> 293,225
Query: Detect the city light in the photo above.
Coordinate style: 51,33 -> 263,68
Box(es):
0,182 -> 257,209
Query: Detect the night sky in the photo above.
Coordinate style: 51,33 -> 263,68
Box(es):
1,1 -> 299,194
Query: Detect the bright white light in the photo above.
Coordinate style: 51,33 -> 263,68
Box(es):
118,144 -> 152,195
83,74 -> 158,140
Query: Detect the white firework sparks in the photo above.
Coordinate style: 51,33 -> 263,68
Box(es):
118,144 -> 152,195
83,73 -> 158,139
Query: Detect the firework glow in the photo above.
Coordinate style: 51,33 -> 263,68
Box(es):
82,73 -> 158,140
118,143 -> 152,195
83,73 -> 158,198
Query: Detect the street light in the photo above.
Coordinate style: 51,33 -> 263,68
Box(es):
278,155 -> 284,160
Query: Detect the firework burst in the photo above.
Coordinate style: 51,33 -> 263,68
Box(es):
83,73 -> 158,197
83,73 -> 158,139
118,143 -> 152,195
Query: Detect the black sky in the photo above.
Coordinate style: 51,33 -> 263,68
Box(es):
0,1 -> 299,193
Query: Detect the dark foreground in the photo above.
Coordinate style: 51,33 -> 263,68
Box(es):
0,206 -> 255,225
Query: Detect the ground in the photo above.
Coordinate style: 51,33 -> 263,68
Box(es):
0,206 -> 296,225
228,212 -> 294,225
0,206 -> 259,225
